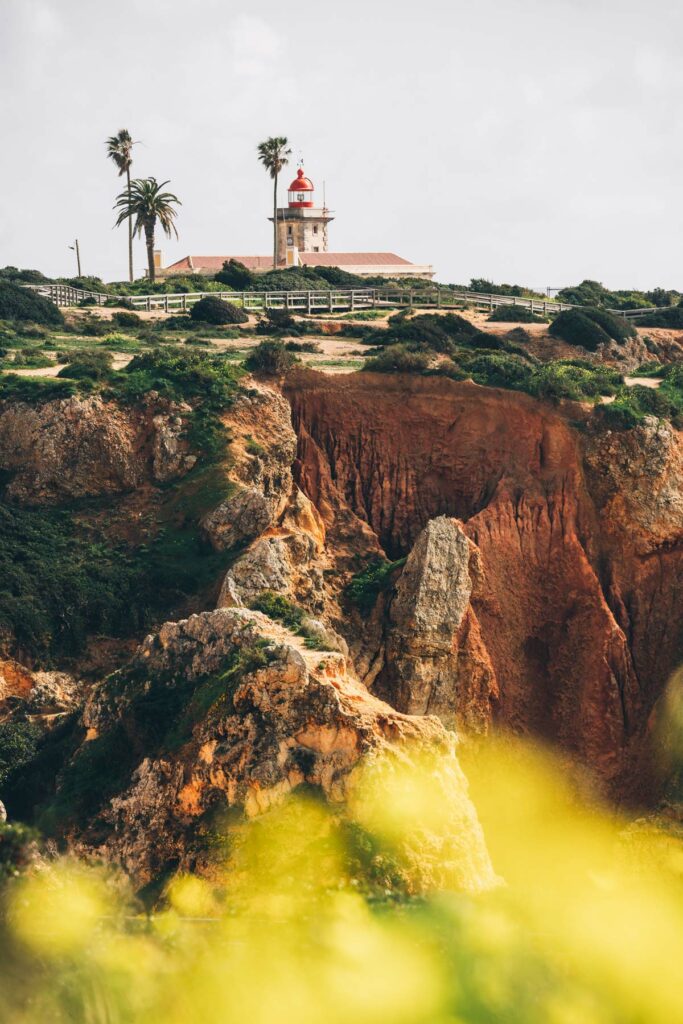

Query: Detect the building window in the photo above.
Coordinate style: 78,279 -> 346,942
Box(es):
313,225 -> 319,234
313,246 -> 320,252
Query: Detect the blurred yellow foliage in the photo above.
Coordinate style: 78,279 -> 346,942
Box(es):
0,736 -> 682,1023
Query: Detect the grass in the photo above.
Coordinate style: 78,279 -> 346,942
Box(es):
248,591 -> 329,649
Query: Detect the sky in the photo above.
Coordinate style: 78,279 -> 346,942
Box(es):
2,0 -> 683,290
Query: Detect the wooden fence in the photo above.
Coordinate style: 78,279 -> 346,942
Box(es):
27,283 -> 663,319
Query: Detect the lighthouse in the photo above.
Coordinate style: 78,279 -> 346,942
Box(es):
270,166 -> 335,266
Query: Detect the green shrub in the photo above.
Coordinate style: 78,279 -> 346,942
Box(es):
245,340 -> 298,375
488,306 -> 546,324
549,310 -> 612,352
529,362 -> 622,401
285,340 -> 321,353
256,308 -> 299,335
0,721 -> 41,789
461,352 -> 535,390
346,558 -> 406,615
0,374 -> 78,403
190,297 -> 248,326
214,260 -> 255,289
633,306 -> 683,328
580,308 -> 635,344
60,276 -> 111,294
0,821 -> 40,881
111,310 -> 142,329
2,348 -> 54,369
467,278 -> 546,299
57,348 -> 114,381
362,345 -> 430,373
109,347 -> 243,406
0,266 -> 50,285
65,314 -> 110,337
370,312 -> 477,353
249,591 -> 305,632
0,282 -> 63,326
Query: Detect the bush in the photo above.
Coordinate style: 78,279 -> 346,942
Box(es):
549,310 -> 612,352
57,349 -> 114,381
249,591 -> 306,632
0,266 -> 50,285
488,305 -> 546,324
112,311 -> 142,329
462,352 -> 535,390
214,260 -> 255,290
580,307 -> 635,344
2,348 -> 54,369
245,340 -> 298,375
0,374 -> 78,403
66,314 -> 110,337
362,345 -> 431,373
0,820 -> 40,880
285,340 -> 321,353
0,721 -> 41,789
0,282 -> 63,326
346,558 -> 406,615
633,306 -> 683,328
256,308 -> 299,335
190,297 -> 248,326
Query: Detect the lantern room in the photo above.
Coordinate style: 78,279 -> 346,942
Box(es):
288,167 -> 315,208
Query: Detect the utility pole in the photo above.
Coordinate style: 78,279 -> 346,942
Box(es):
69,239 -> 82,277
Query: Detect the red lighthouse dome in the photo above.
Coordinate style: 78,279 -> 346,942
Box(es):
288,167 -> 315,208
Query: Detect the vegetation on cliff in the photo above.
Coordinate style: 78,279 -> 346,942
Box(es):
549,307 -> 635,350
0,282 -> 64,327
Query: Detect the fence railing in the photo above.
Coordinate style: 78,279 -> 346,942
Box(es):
29,282 -> 572,314
27,282 -> 665,320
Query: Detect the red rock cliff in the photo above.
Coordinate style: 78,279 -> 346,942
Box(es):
285,370 -> 683,800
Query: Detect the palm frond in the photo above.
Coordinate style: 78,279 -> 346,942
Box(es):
257,136 -> 291,179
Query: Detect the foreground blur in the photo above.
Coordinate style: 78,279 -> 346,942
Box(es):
1,736 -> 682,1024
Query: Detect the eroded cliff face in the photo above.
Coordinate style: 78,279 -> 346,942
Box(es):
0,394 -> 196,503
64,608 -> 495,893
285,370 -> 683,799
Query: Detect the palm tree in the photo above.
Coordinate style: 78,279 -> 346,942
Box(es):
114,178 -> 181,284
106,129 -> 136,282
257,137 -> 291,269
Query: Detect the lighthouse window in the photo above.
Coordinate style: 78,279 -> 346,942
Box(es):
297,192 -> 305,202
313,225 -> 319,234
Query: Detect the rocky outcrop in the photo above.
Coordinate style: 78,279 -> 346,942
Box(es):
70,608 -> 494,892
202,385 -> 296,550
1,659 -> 82,724
285,370 -> 683,799
218,486 -> 327,613
373,517 -> 498,732
0,395 -> 195,503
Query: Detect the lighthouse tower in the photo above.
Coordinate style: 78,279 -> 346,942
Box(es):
270,166 -> 334,266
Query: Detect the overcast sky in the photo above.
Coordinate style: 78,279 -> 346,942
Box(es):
2,0 -> 682,290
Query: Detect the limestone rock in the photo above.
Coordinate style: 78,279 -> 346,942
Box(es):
202,384 -> 297,550
0,395 -> 194,503
374,517 -> 498,732
73,608 -> 494,892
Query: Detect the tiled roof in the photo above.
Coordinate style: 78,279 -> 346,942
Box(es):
299,252 -> 412,267
163,255 -> 276,273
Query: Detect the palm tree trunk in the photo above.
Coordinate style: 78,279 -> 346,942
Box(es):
273,173 -> 278,270
126,166 -> 134,283
145,222 -> 156,284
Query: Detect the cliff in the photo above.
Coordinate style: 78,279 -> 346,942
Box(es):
286,370 -> 683,799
